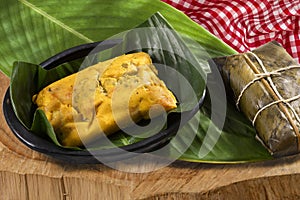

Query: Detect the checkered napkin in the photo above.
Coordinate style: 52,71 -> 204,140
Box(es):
163,0 -> 300,62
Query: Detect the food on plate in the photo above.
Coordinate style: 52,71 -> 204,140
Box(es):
32,52 -> 177,147
214,41 -> 300,156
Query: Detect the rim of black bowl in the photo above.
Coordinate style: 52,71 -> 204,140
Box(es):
3,39 -> 206,163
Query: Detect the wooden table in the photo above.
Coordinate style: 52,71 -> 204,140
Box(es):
1,71 -> 300,200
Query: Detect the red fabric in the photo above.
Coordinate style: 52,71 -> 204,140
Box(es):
163,0 -> 300,62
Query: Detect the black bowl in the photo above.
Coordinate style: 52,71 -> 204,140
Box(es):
3,40 -> 206,164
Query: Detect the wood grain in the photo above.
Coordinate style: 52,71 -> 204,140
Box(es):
1,71 -> 300,199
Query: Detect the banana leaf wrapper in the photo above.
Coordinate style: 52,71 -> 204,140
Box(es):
213,41 -> 300,157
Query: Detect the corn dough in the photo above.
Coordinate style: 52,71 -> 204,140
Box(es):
33,52 -> 177,147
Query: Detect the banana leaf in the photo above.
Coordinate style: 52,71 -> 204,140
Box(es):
9,12 -> 272,162
173,104 -> 272,163
10,12 -> 205,149
0,0 -> 235,77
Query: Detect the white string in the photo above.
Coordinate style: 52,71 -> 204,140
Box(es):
236,72 -> 280,109
252,94 -> 300,126
235,65 -> 300,109
241,52 -> 300,125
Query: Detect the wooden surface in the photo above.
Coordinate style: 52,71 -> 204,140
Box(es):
1,71 -> 300,200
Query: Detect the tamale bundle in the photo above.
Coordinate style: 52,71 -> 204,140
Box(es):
214,41 -> 300,156
33,52 -> 177,147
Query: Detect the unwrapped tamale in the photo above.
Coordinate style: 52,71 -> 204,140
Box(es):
214,41 -> 300,156
33,52 -> 177,147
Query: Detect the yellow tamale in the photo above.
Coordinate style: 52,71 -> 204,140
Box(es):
33,52 -> 177,147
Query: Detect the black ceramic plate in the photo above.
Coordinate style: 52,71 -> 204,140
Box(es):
3,40 -> 206,164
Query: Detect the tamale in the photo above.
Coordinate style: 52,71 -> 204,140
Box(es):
33,52 -> 177,147
214,41 -> 300,156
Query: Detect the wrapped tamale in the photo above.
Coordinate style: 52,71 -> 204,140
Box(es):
214,41 -> 300,156
32,52 -> 177,147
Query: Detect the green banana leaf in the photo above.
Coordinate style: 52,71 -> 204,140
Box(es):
173,104 -> 272,163
10,12 -> 206,149
9,11 -> 272,162
0,0 -> 235,77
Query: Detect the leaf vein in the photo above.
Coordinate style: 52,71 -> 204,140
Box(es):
19,0 -> 94,43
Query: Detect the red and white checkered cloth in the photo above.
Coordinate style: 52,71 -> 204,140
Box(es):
163,0 -> 300,63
